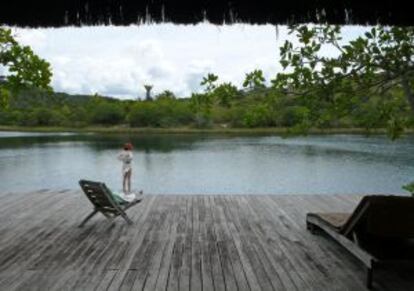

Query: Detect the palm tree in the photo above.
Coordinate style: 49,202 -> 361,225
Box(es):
243,70 -> 266,91
200,73 -> 218,93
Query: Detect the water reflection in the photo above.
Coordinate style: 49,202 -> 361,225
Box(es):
0,132 -> 413,194
0,133 -> 201,152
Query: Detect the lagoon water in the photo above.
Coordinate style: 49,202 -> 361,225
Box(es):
0,131 -> 413,195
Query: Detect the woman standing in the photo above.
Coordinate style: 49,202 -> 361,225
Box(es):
117,142 -> 133,194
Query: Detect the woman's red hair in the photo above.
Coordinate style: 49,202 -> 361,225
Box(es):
124,143 -> 133,150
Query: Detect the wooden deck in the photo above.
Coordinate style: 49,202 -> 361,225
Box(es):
0,190 -> 413,291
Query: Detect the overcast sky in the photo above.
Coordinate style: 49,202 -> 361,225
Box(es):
2,23 -> 369,99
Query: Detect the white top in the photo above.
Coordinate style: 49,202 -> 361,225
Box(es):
117,150 -> 133,173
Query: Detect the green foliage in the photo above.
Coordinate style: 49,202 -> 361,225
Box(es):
156,90 -> 176,100
212,83 -> 239,107
0,27 -> 52,91
156,98 -> 193,127
0,82 -> 412,131
31,108 -> 66,126
201,73 -> 219,92
243,69 -> 266,90
0,110 -> 21,125
91,102 -> 124,125
190,93 -> 213,127
128,102 -> 159,127
281,106 -> 310,127
128,98 -> 193,127
0,87 -> 11,110
402,181 -> 414,196
272,24 -> 414,139
243,105 -> 270,127
226,106 -> 247,127
0,26 -> 413,135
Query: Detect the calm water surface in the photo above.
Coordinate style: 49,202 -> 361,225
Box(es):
0,131 -> 413,194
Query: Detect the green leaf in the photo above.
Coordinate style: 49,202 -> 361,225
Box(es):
402,181 -> 414,195
0,28 -> 52,91
371,27 -> 377,38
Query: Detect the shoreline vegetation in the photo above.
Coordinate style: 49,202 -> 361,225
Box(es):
1,125 -> 413,136
1,26 -> 414,140
1,83 -> 413,139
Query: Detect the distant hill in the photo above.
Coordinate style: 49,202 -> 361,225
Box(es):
9,87 -> 118,109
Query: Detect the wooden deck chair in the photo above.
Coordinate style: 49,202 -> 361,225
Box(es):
306,195 -> 414,289
78,179 -> 142,227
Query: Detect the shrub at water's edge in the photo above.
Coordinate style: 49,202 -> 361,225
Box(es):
1,86 -> 413,132
402,182 -> 414,197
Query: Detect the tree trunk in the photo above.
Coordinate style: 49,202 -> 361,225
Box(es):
402,76 -> 414,113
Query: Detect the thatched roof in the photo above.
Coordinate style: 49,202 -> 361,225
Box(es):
0,0 -> 412,27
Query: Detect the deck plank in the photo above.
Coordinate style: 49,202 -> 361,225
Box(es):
153,196 -> 181,291
1,191 -> 413,291
210,196 -> 241,291
190,196 -> 203,291
224,196 -> 276,291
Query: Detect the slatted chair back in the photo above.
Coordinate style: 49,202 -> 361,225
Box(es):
78,179 -> 141,227
79,179 -> 121,216
365,196 -> 414,238
341,195 -> 414,238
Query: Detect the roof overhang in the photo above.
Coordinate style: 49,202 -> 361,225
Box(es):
1,0 -> 412,27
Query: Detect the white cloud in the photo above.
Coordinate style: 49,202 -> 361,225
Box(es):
7,24 -> 370,99
13,29 -> 48,50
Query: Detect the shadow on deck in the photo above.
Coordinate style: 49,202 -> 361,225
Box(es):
0,191 -> 413,290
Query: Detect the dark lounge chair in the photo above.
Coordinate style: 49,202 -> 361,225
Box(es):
78,179 -> 142,227
306,195 -> 414,289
